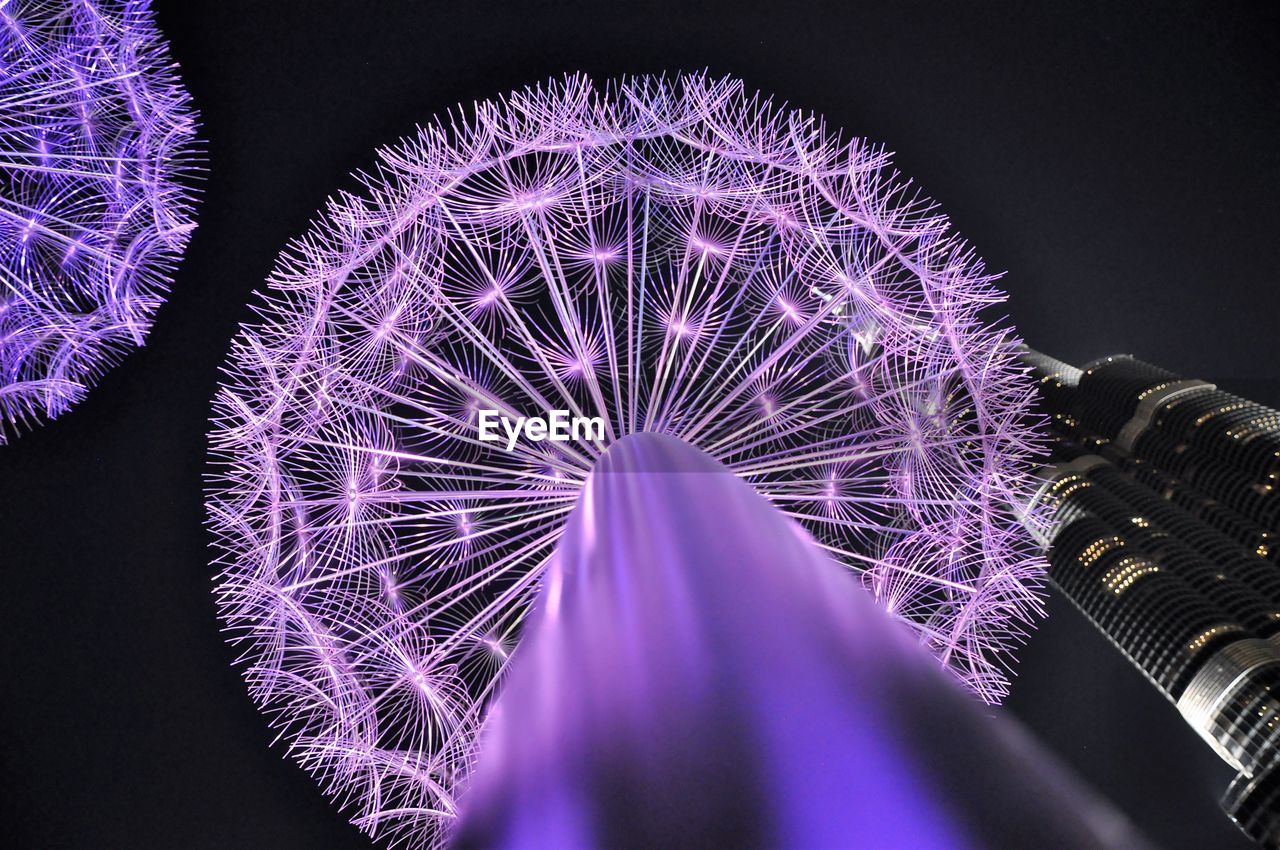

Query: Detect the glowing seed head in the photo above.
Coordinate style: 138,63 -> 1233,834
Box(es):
0,0 -> 200,442
208,73 -> 1047,849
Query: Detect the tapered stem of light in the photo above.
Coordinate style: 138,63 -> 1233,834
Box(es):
454,432 -> 1142,850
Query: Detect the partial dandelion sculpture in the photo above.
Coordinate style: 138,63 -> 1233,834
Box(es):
209,74 -> 1046,848
0,0 -> 199,442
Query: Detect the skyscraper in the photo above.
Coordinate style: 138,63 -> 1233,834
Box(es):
1023,349 -> 1280,844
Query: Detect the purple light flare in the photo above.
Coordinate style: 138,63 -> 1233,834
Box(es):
0,0 -> 199,442
455,432 -> 1144,849
208,73 -> 1047,847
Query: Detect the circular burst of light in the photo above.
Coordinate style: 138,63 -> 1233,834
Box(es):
0,0 -> 199,442
209,74 -> 1046,847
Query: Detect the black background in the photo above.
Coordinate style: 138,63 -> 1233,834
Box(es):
1,1 -> 1277,847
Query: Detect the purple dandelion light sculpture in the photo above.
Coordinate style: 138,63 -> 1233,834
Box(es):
208,74 -> 1047,847
0,0 -> 199,442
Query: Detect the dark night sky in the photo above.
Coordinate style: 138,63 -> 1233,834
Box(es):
1,1 -> 1276,847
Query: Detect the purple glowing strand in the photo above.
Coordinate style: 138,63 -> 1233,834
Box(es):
0,0 -> 199,442
208,74 -> 1047,848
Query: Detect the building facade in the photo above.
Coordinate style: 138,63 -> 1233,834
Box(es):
1023,349 -> 1280,844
